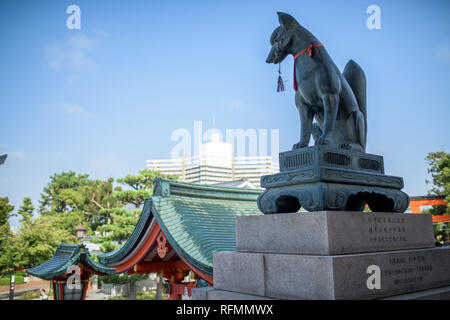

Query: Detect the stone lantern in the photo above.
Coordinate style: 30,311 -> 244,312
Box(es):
74,224 -> 87,241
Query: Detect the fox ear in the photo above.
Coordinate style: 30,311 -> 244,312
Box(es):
277,12 -> 300,29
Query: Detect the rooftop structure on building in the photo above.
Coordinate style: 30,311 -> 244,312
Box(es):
147,134 -> 279,187
213,178 -> 258,189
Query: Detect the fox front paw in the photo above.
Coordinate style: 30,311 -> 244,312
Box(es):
315,135 -> 330,146
292,141 -> 309,150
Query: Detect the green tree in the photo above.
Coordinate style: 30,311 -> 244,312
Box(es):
39,172 -> 121,234
425,151 -> 450,213
97,208 -> 139,247
18,197 -> 34,225
0,214 -> 76,272
114,169 -> 176,209
0,197 -> 14,226
39,171 -> 91,214
0,197 -> 14,253
433,222 -> 449,247
84,178 -> 120,231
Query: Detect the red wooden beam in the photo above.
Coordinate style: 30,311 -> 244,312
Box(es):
433,214 -> 450,223
112,223 -> 161,273
168,281 -> 198,299
410,198 -> 447,214
129,260 -> 188,274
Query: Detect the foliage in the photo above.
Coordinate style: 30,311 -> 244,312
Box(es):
137,290 -> 168,300
0,276 -> 24,286
114,190 -> 151,209
98,208 -> 140,249
0,197 -> 14,253
106,290 -> 168,300
39,171 -> 91,214
100,273 -> 149,285
0,215 -> 76,272
433,222 -> 449,247
1,195 -> 77,273
425,151 -> 450,213
114,169 -> 177,209
422,205 -> 447,215
19,290 -> 41,300
0,197 -> 15,226
48,211 -> 87,236
39,172 -> 120,233
99,241 -> 118,253
18,197 -> 34,224
107,295 -> 128,300
86,178 -> 120,230
117,169 -> 175,193
0,271 -> 27,277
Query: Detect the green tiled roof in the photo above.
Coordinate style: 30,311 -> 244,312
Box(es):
99,178 -> 263,277
27,244 -> 116,280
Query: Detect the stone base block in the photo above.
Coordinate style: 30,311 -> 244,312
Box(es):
213,252 -> 265,297
381,285 -> 450,300
193,286 -> 450,300
191,287 -> 213,300
236,211 -> 435,255
192,288 -> 275,300
213,247 -> 450,300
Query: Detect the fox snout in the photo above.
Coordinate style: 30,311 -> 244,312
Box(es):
266,41 -> 289,64
266,45 -> 278,63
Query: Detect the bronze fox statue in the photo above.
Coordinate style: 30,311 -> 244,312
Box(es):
266,12 -> 367,152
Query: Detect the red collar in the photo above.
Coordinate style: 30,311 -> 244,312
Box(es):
293,43 -> 323,90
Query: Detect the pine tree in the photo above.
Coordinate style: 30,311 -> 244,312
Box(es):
18,197 -> 34,225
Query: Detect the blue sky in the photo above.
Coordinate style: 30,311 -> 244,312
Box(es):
1,0 -> 449,226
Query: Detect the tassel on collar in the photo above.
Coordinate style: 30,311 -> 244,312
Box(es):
277,63 -> 285,92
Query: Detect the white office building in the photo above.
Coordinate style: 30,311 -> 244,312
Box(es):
147,134 -> 279,187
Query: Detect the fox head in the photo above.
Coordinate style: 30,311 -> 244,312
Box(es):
266,12 -> 301,64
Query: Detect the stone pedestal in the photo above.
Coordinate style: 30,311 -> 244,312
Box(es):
257,146 -> 409,213
192,211 -> 450,300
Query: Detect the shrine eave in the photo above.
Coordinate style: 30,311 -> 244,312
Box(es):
27,244 -> 116,280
